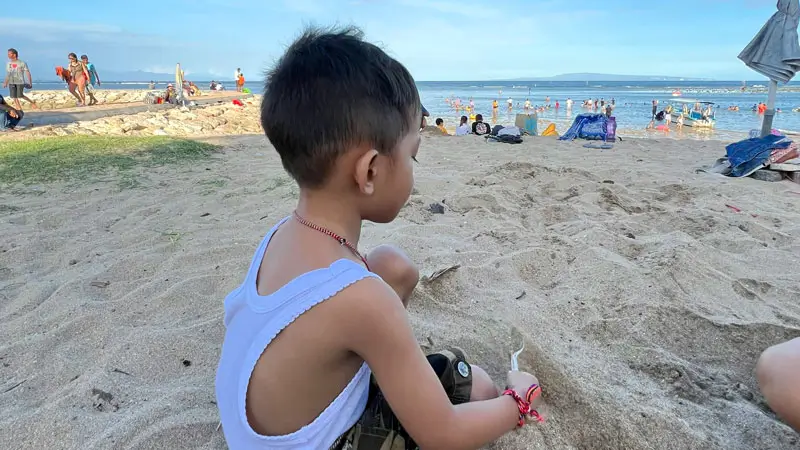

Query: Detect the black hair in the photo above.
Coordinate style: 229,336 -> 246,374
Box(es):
68,53 -> 77,59
459,115 -> 468,125
261,25 -> 420,188
8,48 -> 18,57
80,54 -> 88,60
475,114 -> 483,122
435,118 -> 443,126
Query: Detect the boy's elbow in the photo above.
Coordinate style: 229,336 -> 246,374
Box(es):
411,411 -> 472,450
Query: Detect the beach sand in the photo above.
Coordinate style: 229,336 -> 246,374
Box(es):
1,133 -> 799,449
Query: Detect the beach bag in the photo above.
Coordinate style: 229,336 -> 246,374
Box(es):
515,113 -> 537,136
498,126 -> 521,137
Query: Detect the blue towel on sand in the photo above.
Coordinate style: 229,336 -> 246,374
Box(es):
725,135 -> 791,177
560,114 -> 608,141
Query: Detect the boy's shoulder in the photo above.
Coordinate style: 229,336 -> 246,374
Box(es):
321,273 -> 404,331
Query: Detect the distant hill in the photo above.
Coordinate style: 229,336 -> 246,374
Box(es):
503,73 -> 714,82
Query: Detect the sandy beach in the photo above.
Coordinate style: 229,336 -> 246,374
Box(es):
1,131 -> 800,449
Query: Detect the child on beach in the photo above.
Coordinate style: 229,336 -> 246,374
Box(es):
455,115 -> 470,135
80,55 -> 101,106
435,117 -> 449,135
215,26 -> 543,450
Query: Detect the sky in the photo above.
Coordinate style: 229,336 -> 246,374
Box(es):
0,0 -> 787,81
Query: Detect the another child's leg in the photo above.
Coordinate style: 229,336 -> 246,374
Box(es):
757,338 -> 800,431
366,245 -> 419,307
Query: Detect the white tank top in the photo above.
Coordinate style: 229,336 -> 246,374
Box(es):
215,217 -> 378,449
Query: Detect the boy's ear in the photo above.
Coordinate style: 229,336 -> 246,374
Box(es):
354,149 -> 379,195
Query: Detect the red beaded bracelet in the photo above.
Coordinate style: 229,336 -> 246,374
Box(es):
502,389 -> 531,428
526,383 -> 542,404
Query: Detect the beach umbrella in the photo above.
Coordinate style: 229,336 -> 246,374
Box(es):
738,0 -> 800,136
175,63 -> 185,105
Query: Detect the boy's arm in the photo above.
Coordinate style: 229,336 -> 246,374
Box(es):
93,68 -> 101,85
24,64 -> 32,86
343,279 -> 520,450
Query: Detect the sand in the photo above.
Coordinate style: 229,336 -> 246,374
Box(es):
1,133 -> 800,449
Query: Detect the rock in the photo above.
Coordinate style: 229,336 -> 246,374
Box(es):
749,169 -> 783,182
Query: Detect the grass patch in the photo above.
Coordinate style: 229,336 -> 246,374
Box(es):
0,136 -> 220,184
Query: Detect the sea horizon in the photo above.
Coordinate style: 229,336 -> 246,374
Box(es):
24,79 -> 800,134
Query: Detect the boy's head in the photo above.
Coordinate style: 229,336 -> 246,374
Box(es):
435,118 -> 443,126
475,114 -> 483,122
8,48 -> 17,60
80,55 -> 89,62
262,26 -> 421,223
460,115 -> 468,125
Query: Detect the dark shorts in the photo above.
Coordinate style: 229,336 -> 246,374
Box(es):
8,84 -> 24,99
331,348 -> 473,450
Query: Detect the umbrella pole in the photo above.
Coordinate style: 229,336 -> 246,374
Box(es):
760,80 -> 778,137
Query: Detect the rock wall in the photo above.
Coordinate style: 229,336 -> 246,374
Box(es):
24,90 -> 153,110
23,96 -> 263,138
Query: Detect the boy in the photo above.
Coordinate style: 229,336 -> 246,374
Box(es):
3,48 -> 37,110
0,93 -> 23,131
472,114 -> 491,135
80,55 -> 101,105
215,26 -> 543,450
435,117 -> 449,135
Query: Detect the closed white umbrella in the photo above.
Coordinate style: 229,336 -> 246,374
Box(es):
175,63 -> 185,105
738,0 -> 800,136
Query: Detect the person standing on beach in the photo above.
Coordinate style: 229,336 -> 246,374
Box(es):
651,99 -> 658,119
67,53 -> 90,106
234,68 -> 242,92
80,55 -> 101,106
3,48 -> 37,110
0,92 -> 23,131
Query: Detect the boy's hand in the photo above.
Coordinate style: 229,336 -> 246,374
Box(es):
8,109 -> 19,119
506,370 -> 542,408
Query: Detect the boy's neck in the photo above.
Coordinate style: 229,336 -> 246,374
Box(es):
295,189 -> 363,248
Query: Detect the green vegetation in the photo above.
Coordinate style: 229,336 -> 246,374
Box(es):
0,136 -> 220,185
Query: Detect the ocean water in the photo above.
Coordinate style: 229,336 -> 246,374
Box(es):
415,80 -> 800,135
28,79 -> 800,134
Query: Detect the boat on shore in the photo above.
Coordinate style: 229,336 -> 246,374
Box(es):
668,98 -> 716,129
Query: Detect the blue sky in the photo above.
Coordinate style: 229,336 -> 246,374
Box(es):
0,0 -> 785,81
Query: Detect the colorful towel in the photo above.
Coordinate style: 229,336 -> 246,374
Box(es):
725,135 -> 792,177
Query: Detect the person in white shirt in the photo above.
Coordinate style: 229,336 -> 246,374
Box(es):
455,115 -> 470,135
507,97 -> 513,109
